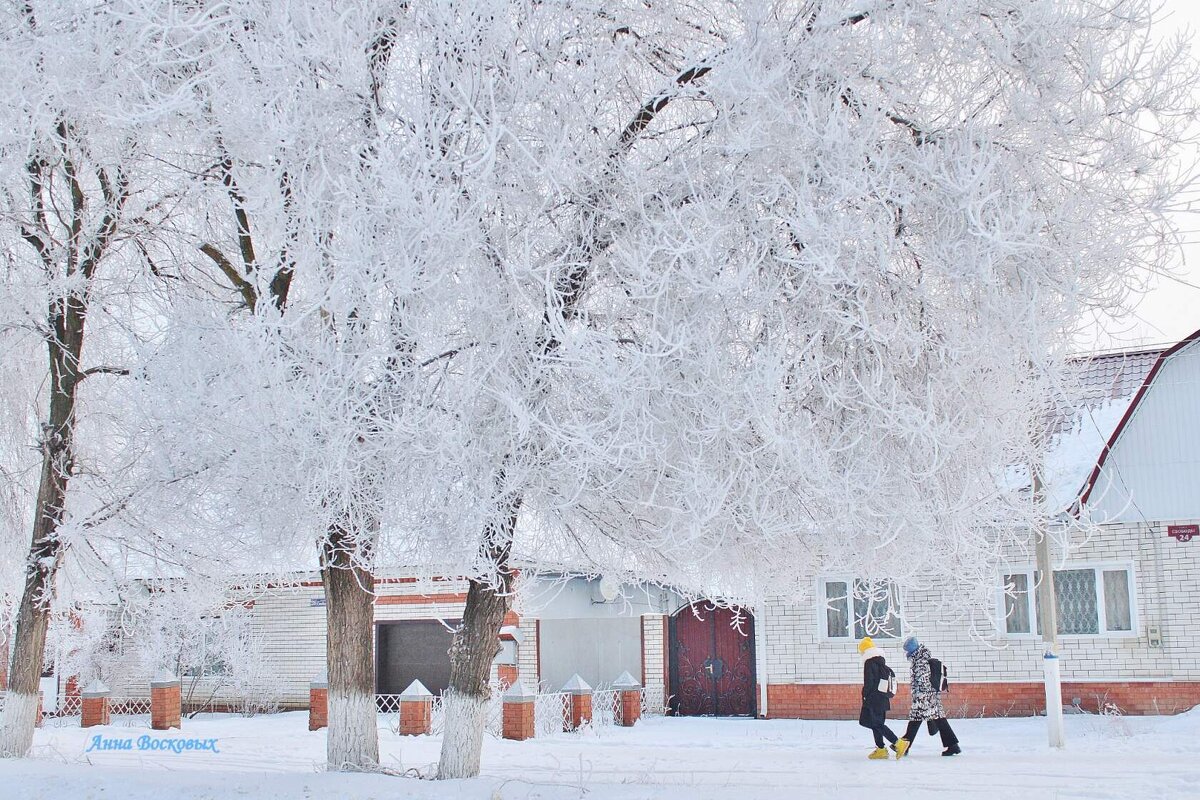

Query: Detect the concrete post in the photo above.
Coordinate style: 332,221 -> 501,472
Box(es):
1032,466 -> 1065,749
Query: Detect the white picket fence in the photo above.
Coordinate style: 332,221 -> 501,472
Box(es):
21,693 -> 154,728
1,683 -> 664,736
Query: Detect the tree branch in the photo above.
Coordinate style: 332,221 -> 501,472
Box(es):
79,167 -> 128,282
80,365 -> 130,379
419,342 -> 479,369
269,170 -> 297,311
216,150 -> 258,274
199,243 -> 258,312
57,120 -> 86,277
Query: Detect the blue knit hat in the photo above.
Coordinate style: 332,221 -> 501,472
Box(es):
902,635 -> 919,656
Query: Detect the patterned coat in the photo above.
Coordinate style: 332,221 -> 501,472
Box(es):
906,644 -> 945,721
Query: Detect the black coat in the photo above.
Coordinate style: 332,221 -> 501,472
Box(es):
857,655 -> 894,729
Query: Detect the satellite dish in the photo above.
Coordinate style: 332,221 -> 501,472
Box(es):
598,575 -> 621,602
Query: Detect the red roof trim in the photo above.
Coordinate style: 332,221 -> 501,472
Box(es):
1074,327 -> 1200,513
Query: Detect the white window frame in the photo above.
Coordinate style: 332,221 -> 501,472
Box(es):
998,562 -> 1138,639
817,576 -> 903,641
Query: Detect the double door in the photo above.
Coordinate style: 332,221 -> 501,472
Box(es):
668,602 -> 756,716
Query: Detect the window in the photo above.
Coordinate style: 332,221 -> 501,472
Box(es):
1003,573 -> 1032,635
1102,569 -> 1132,632
1001,565 -> 1134,636
821,578 -> 901,639
181,629 -> 232,678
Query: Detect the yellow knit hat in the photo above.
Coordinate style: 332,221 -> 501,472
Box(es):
857,637 -> 875,655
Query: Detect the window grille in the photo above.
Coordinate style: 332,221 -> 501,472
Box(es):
1001,565 -> 1133,636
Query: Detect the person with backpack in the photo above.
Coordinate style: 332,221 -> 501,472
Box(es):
898,635 -> 961,757
858,637 -> 907,759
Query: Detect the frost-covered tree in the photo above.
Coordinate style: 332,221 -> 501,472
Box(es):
111,0 -> 442,771
7,0 -> 1184,780
48,586 -> 281,717
401,0 -> 1192,777
0,2 -> 192,757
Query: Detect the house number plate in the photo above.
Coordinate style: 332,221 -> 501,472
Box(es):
1168,524 -> 1199,542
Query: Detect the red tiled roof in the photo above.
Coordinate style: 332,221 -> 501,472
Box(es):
1070,347 -> 1164,406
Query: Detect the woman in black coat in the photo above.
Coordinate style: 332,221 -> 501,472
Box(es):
857,637 -> 906,759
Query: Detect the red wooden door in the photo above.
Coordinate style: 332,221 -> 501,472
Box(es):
669,602 -> 755,716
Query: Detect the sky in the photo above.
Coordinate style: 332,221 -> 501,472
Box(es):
1082,0 -> 1200,352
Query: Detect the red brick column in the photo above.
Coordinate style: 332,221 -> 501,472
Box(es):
399,680 -> 432,736
150,675 -> 181,730
613,671 -> 641,727
309,673 -> 328,731
563,674 -> 592,731
81,680 -> 111,728
502,682 -> 535,741
35,691 -> 44,728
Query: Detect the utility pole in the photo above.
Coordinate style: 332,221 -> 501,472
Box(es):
1031,465 -> 1064,748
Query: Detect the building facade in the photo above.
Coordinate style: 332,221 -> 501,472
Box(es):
33,331 -> 1200,720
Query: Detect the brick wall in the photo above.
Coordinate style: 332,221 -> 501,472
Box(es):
759,518 -> 1200,718
517,616 -> 538,689
765,681 -> 1200,719
641,615 -> 666,694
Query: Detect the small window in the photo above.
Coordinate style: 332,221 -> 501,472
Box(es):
822,578 -> 901,639
1102,570 -> 1132,632
1003,573 -> 1032,634
825,580 -> 850,638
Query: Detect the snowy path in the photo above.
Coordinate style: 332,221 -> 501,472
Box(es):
2,711 -> 1195,799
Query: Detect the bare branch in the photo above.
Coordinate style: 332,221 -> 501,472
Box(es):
199,242 -> 258,311
80,365 -> 130,379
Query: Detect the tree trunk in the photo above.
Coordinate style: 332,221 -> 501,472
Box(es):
437,495 -> 520,779
0,296 -> 85,757
0,511 -> 62,757
320,528 -> 379,771
433,45 -> 686,777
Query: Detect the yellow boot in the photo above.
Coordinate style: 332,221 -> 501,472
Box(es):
868,747 -> 890,760
894,739 -> 910,759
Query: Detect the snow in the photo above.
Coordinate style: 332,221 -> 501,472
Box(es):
4,710 -> 1196,798
1043,397 -> 1135,512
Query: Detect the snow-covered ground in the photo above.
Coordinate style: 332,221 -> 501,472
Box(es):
2,710 -> 1195,799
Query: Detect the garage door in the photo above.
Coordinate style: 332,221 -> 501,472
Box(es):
375,620 -> 458,696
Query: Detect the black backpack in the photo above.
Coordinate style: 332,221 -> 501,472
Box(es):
929,657 -> 949,693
